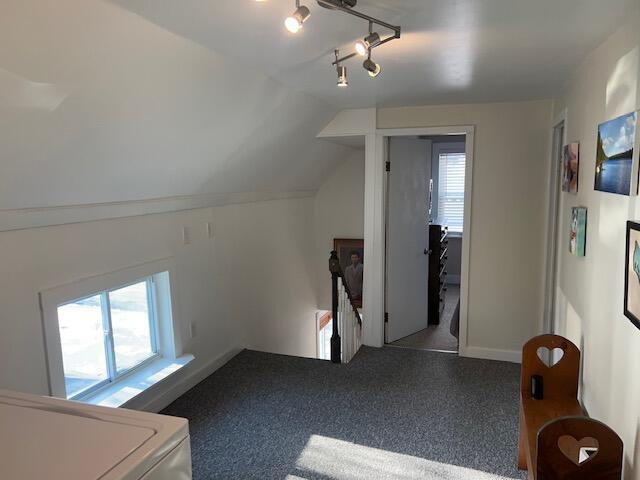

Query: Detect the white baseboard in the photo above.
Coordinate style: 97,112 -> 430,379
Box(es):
125,347 -> 243,413
461,346 -> 521,364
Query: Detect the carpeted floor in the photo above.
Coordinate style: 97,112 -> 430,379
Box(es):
389,284 -> 460,351
162,347 -> 526,480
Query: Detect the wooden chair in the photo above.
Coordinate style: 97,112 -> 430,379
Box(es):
518,334 -> 584,477
536,416 -> 623,480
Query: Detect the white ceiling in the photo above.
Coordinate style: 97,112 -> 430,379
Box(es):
111,0 -> 635,107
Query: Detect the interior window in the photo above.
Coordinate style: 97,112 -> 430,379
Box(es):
56,278 -> 158,399
438,152 -> 466,233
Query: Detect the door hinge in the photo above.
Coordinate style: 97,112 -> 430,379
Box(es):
385,161 -> 391,172
384,312 -> 389,323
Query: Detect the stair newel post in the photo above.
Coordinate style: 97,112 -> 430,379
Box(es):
329,251 -> 342,364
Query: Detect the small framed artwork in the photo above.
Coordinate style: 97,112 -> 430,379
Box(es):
569,207 -> 587,257
624,221 -> 640,329
562,143 -> 579,193
594,111 -> 638,196
334,238 -> 364,308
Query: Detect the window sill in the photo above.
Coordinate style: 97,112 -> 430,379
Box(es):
81,354 -> 195,408
447,231 -> 463,238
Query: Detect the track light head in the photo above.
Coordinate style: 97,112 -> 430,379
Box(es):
285,5 -> 311,33
363,58 -> 381,77
336,66 -> 348,87
355,32 -> 380,56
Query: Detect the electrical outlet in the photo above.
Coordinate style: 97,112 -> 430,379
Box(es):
182,227 -> 190,245
206,222 -> 214,239
189,322 -> 197,338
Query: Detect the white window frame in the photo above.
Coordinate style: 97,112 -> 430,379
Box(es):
432,142 -> 466,235
40,258 -> 183,400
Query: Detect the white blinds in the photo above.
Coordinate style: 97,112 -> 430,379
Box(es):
438,152 -> 466,232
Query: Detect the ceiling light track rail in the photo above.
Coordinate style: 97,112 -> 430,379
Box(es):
316,0 -> 401,37
282,0 -> 402,86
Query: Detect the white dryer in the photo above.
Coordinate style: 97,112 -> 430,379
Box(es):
0,389 -> 192,480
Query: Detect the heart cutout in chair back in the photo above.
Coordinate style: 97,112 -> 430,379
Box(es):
537,346 -> 564,367
557,435 -> 599,465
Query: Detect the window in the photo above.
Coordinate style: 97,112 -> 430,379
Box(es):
57,278 -> 158,399
438,152 -> 466,233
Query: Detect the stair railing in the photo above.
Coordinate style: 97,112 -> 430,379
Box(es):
329,251 -> 363,363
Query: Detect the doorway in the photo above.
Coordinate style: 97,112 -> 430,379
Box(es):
384,134 -> 468,353
544,115 -> 566,335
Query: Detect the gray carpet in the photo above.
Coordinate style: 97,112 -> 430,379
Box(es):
162,347 -> 526,480
389,285 -> 460,351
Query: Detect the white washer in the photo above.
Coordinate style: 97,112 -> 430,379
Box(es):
0,389 -> 192,480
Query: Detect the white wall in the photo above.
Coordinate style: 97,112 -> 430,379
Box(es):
551,6 -> 640,478
0,0 -> 351,214
313,151 -> 366,311
0,196 -> 321,408
378,100 -> 553,357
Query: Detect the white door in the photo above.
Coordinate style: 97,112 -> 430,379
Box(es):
386,138 -> 431,342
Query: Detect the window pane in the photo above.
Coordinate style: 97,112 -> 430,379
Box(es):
109,281 -> 155,373
57,295 -> 108,398
438,152 -> 466,232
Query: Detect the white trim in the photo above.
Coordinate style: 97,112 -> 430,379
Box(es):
542,108 -> 568,335
374,126 -> 475,357
126,347 -> 242,413
0,190 -> 316,233
463,346 -> 522,364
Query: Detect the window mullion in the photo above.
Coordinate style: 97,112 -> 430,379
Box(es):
101,291 -> 117,380
146,278 -> 159,354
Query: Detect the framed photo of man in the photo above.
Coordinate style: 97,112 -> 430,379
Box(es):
333,238 -> 364,308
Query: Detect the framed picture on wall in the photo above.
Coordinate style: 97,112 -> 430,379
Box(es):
334,238 -> 364,308
624,221 -> 640,329
569,207 -> 587,257
562,142 -> 580,193
594,111 -> 638,196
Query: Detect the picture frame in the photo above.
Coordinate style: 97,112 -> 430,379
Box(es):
333,238 -> 364,308
562,142 -> 579,193
569,207 -> 587,257
624,221 -> 640,330
594,111 -> 638,196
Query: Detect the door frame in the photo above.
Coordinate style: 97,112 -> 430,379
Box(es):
542,109 -> 568,335
371,126 -> 475,356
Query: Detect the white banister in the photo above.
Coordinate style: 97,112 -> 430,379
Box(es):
338,277 -> 362,363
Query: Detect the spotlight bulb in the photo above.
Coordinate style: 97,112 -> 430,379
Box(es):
355,32 -> 380,56
285,5 -> 310,33
363,58 -> 381,78
337,66 -> 348,87
355,40 -> 367,56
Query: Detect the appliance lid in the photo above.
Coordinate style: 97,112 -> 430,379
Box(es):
0,402 -> 155,480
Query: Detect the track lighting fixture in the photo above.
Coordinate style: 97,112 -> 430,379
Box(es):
276,0 -> 400,85
355,32 -> 381,56
337,66 -> 348,87
363,55 -> 381,78
335,50 -> 348,87
285,1 -> 311,34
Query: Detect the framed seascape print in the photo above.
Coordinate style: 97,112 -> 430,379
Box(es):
624,221 -> 640,329
562,143 -> 580,193
569,207 -> 587,257
334,238 -> 364,308
594,111 -> 638,196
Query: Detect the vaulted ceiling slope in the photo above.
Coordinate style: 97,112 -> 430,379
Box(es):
112,0 -> 635,107
0,0 -> 354,210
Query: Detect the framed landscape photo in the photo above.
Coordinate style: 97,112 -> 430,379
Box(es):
334,238 -> 364,308
594,111 -> 638,196
625,221 -> 640,329
569,207 -> 587,257
562,143 -> 580,193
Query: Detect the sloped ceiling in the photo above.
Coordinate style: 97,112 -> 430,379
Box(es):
1,0 -> 635,211
0,0 -> 354,210
111,0 -> 635,107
